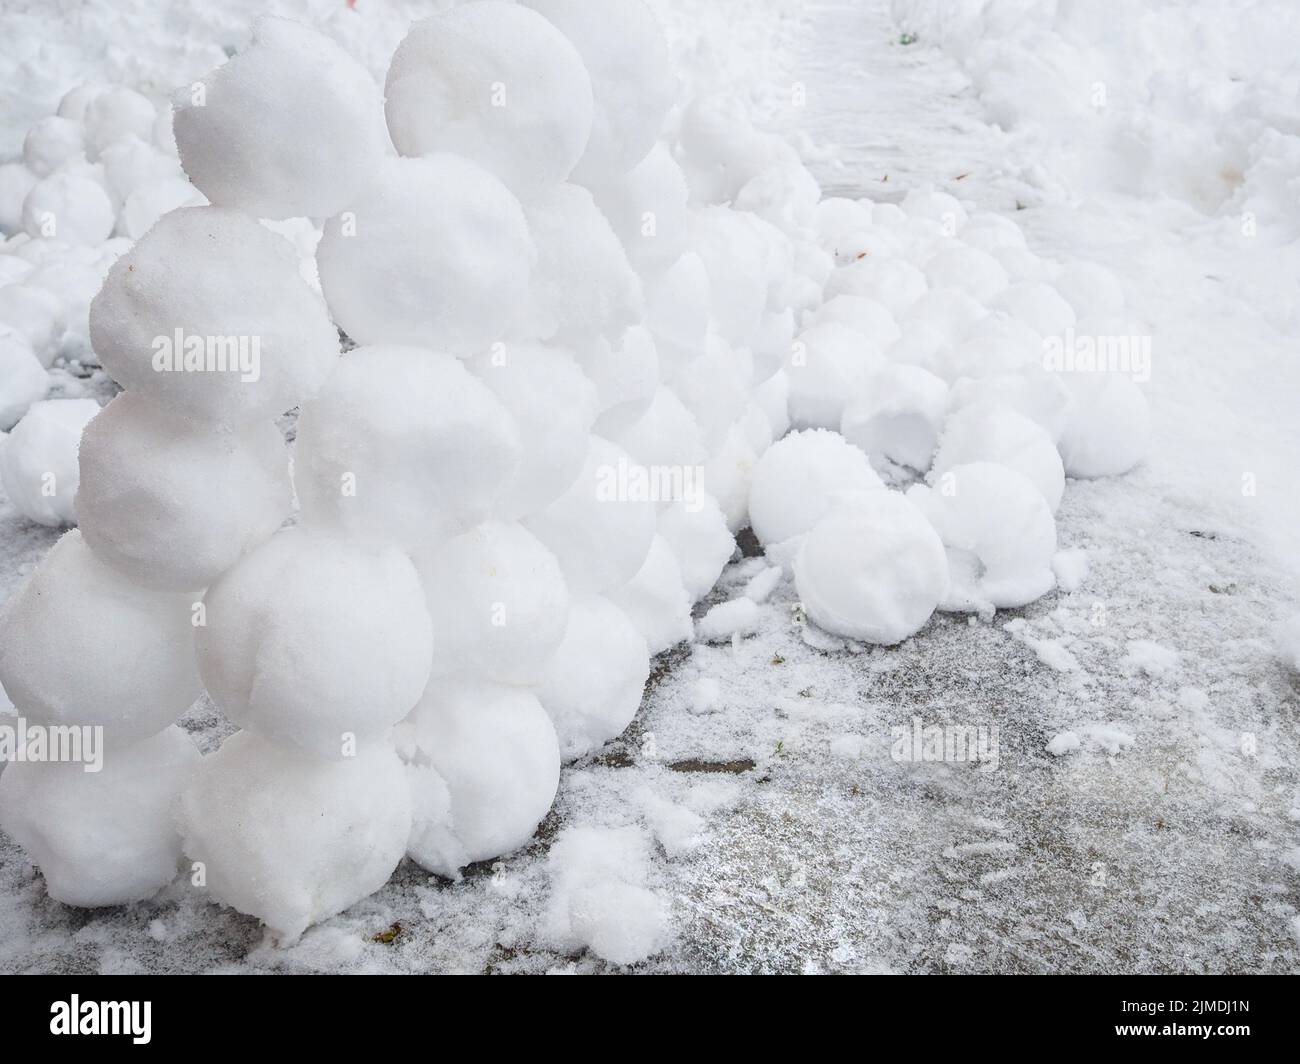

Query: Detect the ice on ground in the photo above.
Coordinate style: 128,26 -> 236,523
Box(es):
76,392 -> 290,591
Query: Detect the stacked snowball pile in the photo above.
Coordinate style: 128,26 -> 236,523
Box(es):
0,0 -> 1151,949
0,1 -> 786,945
0,81 -> 205,430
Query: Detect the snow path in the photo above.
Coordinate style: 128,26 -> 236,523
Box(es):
2,1 -> 1298,973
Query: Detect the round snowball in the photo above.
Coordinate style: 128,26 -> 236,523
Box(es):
179,731 -> 411,941
525,0 -> 673,183
0,333 -> 49,430
174,17 -> 388,220
809,294 -> 901,350
519,182 -> 642,345
0,726 -> 200,908
0,531 -> 201,739
399,677 -> 560,877
523,435 -> 656,595
586,142 -> 690,276
932,402 -> 1065,512
76,391 -> 291,591
295,346 -> 520,553
89,206 -> 339,424
841,364 -> 948,472
468,342 -> 597,519
0,398 -> 99,526
538,595 -> 650,760
1057,373 -> 1151,478
385,2 -> 593,196
418,520 -> 569,685
22,170 -> 114,245
794,492 -> 948,644
785,322 -> 885,430
657,493 -> 735,601
0,284 -> 65,365
198,529 -> 433,760
84,87 -> 155,160
608,533 -> 694,653
908,461 -> 1057,611
0,162 -> 38,232
748,428 -> 883,547
993,281 -> 1077,339
22,116 -> 85,178
317,155 -> 534,355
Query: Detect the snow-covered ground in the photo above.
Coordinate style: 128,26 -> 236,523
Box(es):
2,0 -> 1298,973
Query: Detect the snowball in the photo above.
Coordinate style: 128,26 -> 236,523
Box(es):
748,428 -> 883,547
585,142 -> 690,276
295,346 -> 520,554
21,170 -> 114,245
525,0 -> 673,184
677,95 -> 797,206
908,462 -> 1057,611
924,244 -> 1010,303
1056,373 -> 1151,478
518,182 -> 642,344
544,825 -> 668,965
0,333 -> 48,430
0,726 -> 199,908
934,314 -> 1043,382
179,731 -> 411,940
581,325 -> 660,436
198,529 -> 433,760
0,163 -> 37,233
841,364 -> 948,472
0,398 -> 98,526
417,520 -> 569,685
0,283 -> 65,365
993,281 -> 1077,339
697,597 -> 761,643
174,17 -> 388,219
902,287 -> 989,345
786,322 -> 885,430
0,531 -> 201,740
84,87 -> 155,160
399,676 -> 560,876
948,364 -> 1070,441
902,188 -> 968,231
824,257 -> 928,316
22,116 -> 85,178
645,251 -> 710,369
316,155 -> 534,355
538,595 -> 650,760
657,493 -> 734,600
735,159 -> 822,232
703,420 -> 761,533
794,492 -> 948,644
1052,261 -> 1125,319
385,2 -> 592,196
89,206 -> 338,424
56,83 -> 105,123
668,332 -> 753,450
468,342 -> 597,519
609,385 -> 706,472
932,402 -> 1065,512
808,294 -> 901,350
98,135 -> 181,207
117,175 -> 206,239
608,533 -> 693,653
754,368 -> 791,439
692,207 -> 786,349
76,391 -> 291,591
523,435 -> 656,595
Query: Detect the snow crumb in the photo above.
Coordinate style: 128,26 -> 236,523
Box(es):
1123,639 -> 1180,677
1051,548 -> 1089,592
1046,731 -> 1081,757
696,597 -> 761,643
743,564 -> 783,603
687,676 -> 721,715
